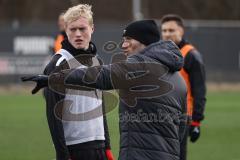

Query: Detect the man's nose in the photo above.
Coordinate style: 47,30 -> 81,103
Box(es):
162,31 -> 171,38
75,29 -> 82,36
121,41 -> 130,49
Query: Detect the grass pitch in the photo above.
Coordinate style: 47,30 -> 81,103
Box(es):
0,90 -> 239,160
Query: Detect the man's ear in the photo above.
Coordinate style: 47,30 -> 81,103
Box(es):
64,23 -> 69,37
64,22 -> 67,30
179,26 -> 184,37
91,24 -> 94,34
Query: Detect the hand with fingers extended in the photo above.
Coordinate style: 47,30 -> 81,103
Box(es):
21,75 -> 49,94
189,121 -> 201,143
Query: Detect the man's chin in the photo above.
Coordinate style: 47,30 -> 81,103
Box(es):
74,44 -> 87,50
123,50 -> 130,55
124,51 -> 136,56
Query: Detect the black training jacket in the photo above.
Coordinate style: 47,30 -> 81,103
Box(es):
178,39 -> 206,122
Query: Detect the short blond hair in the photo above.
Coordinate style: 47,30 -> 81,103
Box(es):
63,4 -> 93,26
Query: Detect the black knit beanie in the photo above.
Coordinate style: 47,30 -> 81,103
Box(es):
122,20 -> 160,46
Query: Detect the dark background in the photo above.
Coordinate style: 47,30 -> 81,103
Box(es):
0,0 -> 240,83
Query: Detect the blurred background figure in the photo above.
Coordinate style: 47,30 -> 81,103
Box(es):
160,14 -> 206,160
54,13 -> 67,53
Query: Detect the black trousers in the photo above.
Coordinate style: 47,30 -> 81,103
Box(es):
69,148 -> 107,160
180,125 -> 189,160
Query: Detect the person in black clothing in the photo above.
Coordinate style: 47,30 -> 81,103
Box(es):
23,4 -> 114,160
161,14 -> 207,160
22,20 -> 187,160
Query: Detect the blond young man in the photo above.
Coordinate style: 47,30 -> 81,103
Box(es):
23,4 -> 113,160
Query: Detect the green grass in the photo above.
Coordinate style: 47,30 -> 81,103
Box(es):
0,91 -> 240,160
0,95 -> 54,160
188,91 -> 240,160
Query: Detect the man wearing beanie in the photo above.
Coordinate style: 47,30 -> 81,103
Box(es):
22,20 -> 187,160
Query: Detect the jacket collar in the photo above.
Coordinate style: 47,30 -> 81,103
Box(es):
61,39 -> 97,57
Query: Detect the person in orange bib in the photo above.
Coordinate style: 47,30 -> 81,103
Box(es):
161,14 -> 206,160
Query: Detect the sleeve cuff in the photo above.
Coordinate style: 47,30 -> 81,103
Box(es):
191,121 -> 200,126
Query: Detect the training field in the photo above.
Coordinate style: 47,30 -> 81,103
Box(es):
0,89 -> 239,160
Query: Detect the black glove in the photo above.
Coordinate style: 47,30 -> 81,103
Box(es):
189,121 -> 201,143
21,75 -> 48,94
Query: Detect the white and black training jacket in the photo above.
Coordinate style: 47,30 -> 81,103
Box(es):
43,39 -> 110,160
